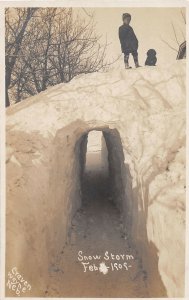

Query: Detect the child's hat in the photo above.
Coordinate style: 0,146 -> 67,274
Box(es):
122,13 -> 131,20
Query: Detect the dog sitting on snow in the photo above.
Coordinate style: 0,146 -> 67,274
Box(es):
145,49 -> 157,66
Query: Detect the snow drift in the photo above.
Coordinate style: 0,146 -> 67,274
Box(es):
6,61 -> 185,297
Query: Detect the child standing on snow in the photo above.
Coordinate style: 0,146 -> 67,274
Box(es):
119,13 -> 140,69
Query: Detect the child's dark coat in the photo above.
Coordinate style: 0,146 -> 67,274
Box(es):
119,24 -> 138,54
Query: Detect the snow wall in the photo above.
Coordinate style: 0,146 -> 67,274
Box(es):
6,61 -> 185,297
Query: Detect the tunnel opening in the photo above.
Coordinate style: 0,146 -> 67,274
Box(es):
48,123 -> 133,258
74,127 -> 131,237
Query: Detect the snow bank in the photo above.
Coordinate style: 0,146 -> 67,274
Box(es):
6,61 -> 185,297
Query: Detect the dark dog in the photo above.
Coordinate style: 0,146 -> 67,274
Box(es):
145,49 -> 157,66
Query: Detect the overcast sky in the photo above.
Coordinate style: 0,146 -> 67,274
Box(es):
80,7 -> 186,68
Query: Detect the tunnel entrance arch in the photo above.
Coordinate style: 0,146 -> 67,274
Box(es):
75,126 -> 132,228
49,123 -> 134,258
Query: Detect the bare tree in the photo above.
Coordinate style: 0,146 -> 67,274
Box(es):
5,8 -> 38,106
161,9 -> 186,55
6,8 -> 113,105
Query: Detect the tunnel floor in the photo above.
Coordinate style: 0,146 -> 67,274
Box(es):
46,168 -> 149,297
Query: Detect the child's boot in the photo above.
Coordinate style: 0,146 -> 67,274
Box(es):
134,56 -> 141,68
125,63 -> 132,69
124,54 -> 132,69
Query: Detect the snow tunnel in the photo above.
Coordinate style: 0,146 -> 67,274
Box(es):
48,124 -> 133,259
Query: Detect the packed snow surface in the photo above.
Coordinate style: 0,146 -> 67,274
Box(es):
6,61 -> 185,297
